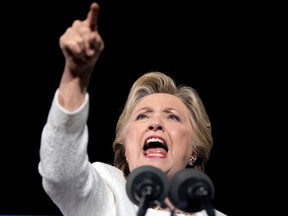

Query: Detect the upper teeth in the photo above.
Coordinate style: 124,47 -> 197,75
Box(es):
146,138 -> 163,143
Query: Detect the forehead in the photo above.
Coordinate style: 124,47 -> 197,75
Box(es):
135,93 -> 188,111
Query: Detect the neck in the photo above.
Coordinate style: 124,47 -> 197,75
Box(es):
153,199 -> 195,215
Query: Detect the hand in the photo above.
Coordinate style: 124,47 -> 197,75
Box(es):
59,2 -> 104,75
57,2 -> 104,111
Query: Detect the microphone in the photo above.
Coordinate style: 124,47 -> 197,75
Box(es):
126,165 -> 168,216
168,168 -> 215,216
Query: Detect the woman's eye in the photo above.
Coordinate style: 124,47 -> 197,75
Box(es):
169,114 -> 180,121
136,113 -> 147,120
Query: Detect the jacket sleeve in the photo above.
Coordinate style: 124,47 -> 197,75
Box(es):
38,89 -> 113,216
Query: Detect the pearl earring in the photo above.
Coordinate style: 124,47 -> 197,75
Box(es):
188,157 -> 196,166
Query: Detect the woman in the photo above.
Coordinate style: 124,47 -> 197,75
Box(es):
38,2 -> 227,216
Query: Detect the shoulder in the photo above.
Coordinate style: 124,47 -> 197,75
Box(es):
194,209 -> 227,216
91,162 -> 126,182
214,209 -> 227,216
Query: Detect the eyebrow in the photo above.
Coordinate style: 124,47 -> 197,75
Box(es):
135,106 -> 182,114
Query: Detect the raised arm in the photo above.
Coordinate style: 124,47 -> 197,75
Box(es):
58,2 -> 104,111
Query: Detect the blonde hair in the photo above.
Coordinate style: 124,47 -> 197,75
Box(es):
112,72 -> 212,177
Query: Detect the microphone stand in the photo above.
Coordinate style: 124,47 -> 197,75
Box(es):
195,186 -> 215,216
137,186 -> 153,216
137,186 -> 176,216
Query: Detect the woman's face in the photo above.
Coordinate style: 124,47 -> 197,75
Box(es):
124,93 -> 196,179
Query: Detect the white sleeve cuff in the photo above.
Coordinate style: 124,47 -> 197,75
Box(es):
54,89 -> 89,115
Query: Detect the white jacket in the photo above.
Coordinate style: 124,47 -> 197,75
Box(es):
38,90 -> 227,216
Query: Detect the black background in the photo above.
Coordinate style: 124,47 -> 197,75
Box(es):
1,0 -> 283,215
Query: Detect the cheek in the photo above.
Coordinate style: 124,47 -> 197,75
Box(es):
125,126 -> 139,148
124,132 -> 142,173
169,126 -> 194,150
124,125 -> 143,157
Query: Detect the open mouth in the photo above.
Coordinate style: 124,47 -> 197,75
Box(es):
143,137 -> 168,158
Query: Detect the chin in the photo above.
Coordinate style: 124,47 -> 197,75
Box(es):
142,162 -> 167,171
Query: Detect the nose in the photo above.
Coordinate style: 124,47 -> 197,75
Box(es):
149,122 -> 163,131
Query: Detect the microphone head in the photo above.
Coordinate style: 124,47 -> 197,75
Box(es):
126,165 -> 168,206
168,168 -> 215,213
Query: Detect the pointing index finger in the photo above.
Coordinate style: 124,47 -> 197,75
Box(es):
86,2 -> 100,31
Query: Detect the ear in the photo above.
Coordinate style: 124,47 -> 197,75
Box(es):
188,151 -> 198,166
191,151 -> 198,161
